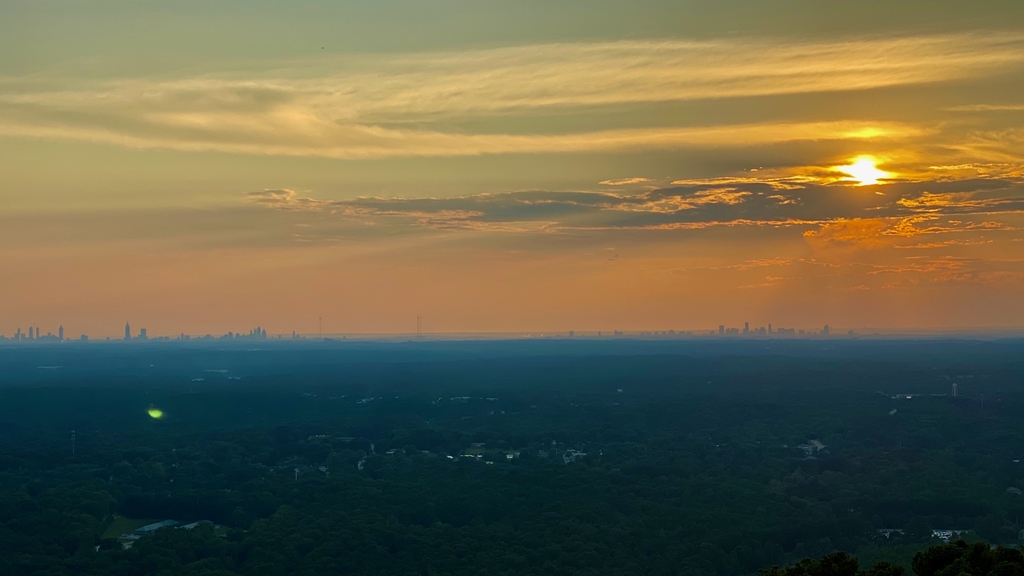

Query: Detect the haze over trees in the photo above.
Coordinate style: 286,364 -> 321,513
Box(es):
1,339 -> 1023,575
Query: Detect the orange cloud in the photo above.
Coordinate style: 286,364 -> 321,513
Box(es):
803,219 -> 891,250
600,178 -> 653,186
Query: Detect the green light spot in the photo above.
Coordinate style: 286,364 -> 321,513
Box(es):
148,408 -> 164,419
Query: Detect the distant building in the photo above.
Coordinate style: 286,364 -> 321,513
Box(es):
58,326 -> 64,341
133,520 -> 178,534
822,324 -> 830,336
563,449 -> 587,464
743,322 -> 749,334
932,530 -> 965,543
719,325 -> 724,335
797,439 -> 827,457
124,323 -> 131,341
139,328 -> 147,340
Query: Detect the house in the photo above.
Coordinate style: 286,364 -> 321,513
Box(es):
797,440 -> 827,457
563,450 -> 587,464
133,520 -> 178,534
932,530 -> 965,543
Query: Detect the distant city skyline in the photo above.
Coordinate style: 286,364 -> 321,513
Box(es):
3,321 -> 1019,344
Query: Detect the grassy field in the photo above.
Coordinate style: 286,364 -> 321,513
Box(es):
102,516 -> 160,539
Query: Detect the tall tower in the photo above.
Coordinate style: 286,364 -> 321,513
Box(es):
743,322 -> 749,335
822,324 -> 830,336
58,326 -> 64,341
719,325 -> 724,335
124,322 -> 131,341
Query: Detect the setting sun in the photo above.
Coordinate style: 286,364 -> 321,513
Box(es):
835,157 -> 892,186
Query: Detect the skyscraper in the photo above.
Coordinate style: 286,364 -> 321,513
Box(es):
719,325 -> 724,335
139,328 -> 147,340
822,324 -> 830,336
743,322 -> 749,335
124,322 -> 131,341
58,325 -> 64,341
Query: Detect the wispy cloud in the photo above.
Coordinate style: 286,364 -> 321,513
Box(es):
600,178 -> 654,186
944,104 -> 1024,112
0,33 -> 1020,159
0,118 -> 921,159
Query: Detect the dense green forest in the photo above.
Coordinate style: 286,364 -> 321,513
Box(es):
1,339 -> 1023,575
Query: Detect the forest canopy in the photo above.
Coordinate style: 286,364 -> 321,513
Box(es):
1,339 -> 1023,575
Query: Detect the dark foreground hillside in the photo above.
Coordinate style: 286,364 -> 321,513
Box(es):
1,339 -> 1023,575
765,540 -> 1024,576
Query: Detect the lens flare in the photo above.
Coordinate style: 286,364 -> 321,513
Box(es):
835,156 -> 892,185
148,408 -> 164,419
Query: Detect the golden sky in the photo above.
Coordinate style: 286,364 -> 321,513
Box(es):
2,0 -> 1024,336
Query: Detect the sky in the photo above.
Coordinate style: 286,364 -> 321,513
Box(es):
2,0 -> 1024,337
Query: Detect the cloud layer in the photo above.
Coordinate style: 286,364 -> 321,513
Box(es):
0,33 -> 1021,159
247,172 -> 1024,238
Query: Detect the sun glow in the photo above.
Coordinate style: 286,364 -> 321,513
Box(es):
835,156 -> 892,186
